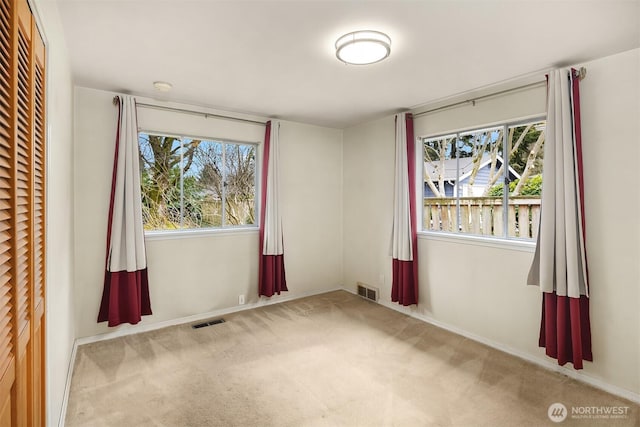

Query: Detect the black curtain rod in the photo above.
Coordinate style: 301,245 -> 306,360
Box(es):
413,67 -> 587,118
111,96 -> 267,126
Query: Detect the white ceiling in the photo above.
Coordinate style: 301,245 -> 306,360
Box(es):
56,0 -> 640,129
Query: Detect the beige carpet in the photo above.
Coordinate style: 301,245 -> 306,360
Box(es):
65,291 -> 638,426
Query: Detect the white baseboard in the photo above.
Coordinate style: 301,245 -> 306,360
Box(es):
343,287 -> 640,404
75,286 -> 343,346
57,339 -> 78,427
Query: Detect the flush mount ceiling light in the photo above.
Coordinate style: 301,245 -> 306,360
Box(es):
153,81 -> 173,92
335,30 -> 391,65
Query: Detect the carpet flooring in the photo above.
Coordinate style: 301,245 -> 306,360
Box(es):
65,291 -> 638,426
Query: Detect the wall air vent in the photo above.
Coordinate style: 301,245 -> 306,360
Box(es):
356,282 -> 378,302
192,318 -> 226,329
357,284 -> 367,298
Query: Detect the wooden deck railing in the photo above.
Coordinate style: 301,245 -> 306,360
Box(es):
423,197 -> 541,239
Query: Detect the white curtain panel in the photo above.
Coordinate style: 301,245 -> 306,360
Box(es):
107,96 -> 147,272
263,120 -> 284,256
391,112 -> 413,262
528,69 -> 588,298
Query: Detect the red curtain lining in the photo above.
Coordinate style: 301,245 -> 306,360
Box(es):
104,97 -> 121,265
98,97 -> 152,326
258,121 -> 271,254
258,121 -> 287,297
571,69 -> 590,285
391,113 -> 419,306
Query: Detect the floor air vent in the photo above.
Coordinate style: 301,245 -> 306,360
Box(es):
357,282 -> 378,302
192,318 -> 226,329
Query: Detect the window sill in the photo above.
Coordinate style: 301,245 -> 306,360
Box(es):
144,226 -> 259,242
417,231 -> 536,253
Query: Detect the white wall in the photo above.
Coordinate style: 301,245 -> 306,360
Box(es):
343,48 -> 640,398
30,0 -> 76,425
578,49 -> 639,394
343,116 -> 395,296
413,84 -> 546,136
73,87 -> 343,338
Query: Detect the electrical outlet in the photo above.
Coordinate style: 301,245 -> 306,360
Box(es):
238,295 -> 245,305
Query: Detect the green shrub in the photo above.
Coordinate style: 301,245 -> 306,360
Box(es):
488,174 -> 542,196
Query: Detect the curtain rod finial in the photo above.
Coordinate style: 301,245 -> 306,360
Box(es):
112,96 -> 119,105
579,67 -> 587,80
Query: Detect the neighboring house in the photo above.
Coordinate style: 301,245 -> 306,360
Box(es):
423,153 -> 520,197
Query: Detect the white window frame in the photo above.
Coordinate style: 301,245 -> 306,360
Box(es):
139,130 -> 260,240
416,115 -> 546,250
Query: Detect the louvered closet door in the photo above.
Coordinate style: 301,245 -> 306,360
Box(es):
30,16 -> 45,427
0,0 -> 15,424
0,0 -> 46,424
13,1 -> 33,425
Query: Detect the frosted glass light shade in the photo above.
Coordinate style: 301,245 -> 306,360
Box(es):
335,30 -> 391,65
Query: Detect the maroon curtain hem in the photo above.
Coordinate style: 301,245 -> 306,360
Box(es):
539,291 -> 592,369
98,268 -> 152,327
391,259 -> 418,306
259,254 -> 288,297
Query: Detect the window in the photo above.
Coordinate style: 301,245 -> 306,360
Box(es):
421,118 -> 545,240
138,132 -> 257,231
